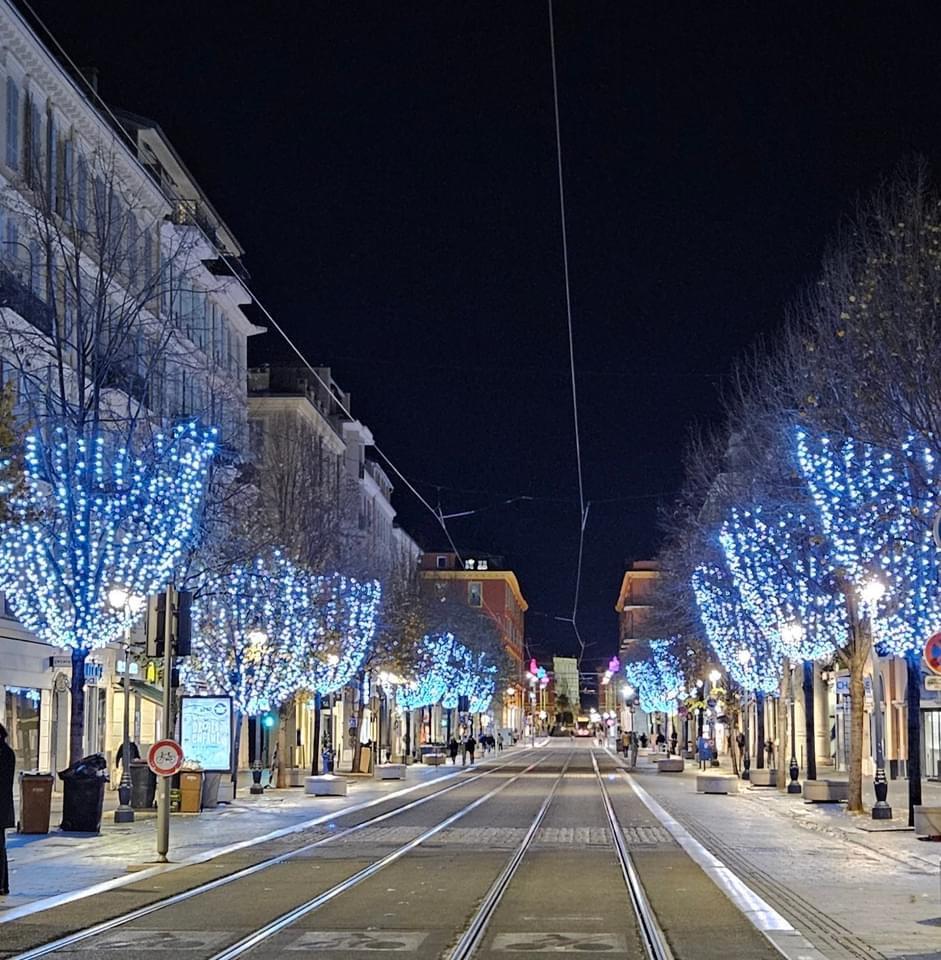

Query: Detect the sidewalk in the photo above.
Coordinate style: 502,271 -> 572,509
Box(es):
1,748 -> 521,919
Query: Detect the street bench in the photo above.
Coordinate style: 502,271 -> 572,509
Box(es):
657,758 -> 684,773
913,806 -> 941,838
304,775 -> 348,797
696,773 -> 738,794
424,753 -> 447,766
749,768 -> 777,787
802,779 -> 847,803
375,764 -> 406,781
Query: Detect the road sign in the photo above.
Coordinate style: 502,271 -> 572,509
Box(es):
147,739 -> 184,778
924,633 -> 941,675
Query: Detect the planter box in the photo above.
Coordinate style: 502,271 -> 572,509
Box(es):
285,768 -> 307,787
749,768 -> 777,787
657,758 -> 684,773
913,806 -> 941,838
696,774 -> 738,795
304,775 -> 348,797
375,764 -> 406,781
424,753 -> 447,766
803,779 -> 847,803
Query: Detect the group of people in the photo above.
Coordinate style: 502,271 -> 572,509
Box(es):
447,734 -> 476,766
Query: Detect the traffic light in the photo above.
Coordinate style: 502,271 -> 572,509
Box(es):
176,590 -> 192,656
145,587 -> 193,658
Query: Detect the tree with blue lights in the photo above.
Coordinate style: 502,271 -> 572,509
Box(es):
796,426 -> 941,821
0,420 -> 217,763
623,638 -> 684,720
719,503 -> 846,779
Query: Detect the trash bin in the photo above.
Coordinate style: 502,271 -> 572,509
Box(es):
200,772 -> 221,810
322,749 -> 333,774
18,772 -> 54,834
59,754 -> 108,833
179,770 -> 203,813
129,759 -> 157,809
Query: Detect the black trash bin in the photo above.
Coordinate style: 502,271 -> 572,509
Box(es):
129,759 -> 157,809
59,754 -> 109,832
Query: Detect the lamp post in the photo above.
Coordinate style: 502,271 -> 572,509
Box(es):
861,578 -> 892,820
247,628 -> 268,795
736,649 -> 751,781
780,624 -> 803,794
108,587 -> 144,824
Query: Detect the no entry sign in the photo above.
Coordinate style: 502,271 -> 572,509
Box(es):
148,739 -> 184,777
924,633 -> 941,676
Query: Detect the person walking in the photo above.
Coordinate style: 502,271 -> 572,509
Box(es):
496,732 -> 504,752
448,736 -> 460,765
0,723 -> 15,896
465,733 -> 477,766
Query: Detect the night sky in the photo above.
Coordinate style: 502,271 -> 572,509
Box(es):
24,2 -> 941,660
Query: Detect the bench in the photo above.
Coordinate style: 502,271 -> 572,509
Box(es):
375,764 -> 406,781
913,806 -> 941,839
304,775 -> 348,797
749,768 -> 777,787
657,758 -> 684,773
802,779 -> 847,803
696,774 -> 738,795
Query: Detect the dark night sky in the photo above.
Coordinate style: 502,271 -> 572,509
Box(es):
23,2 -> 941,660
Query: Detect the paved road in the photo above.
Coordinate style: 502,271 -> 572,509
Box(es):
0,742 -> 816,960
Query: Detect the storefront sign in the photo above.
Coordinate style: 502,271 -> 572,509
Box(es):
925,675 -> 941,692
179,696 -> 233,772
835,675 -> 850,696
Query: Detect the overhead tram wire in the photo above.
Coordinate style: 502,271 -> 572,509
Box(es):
548,0 -> 589,664
19,0 -> 466,564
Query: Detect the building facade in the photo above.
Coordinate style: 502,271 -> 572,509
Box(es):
615,560 -> 659,660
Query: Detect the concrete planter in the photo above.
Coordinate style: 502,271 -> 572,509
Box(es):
657,758 -> 684,773
749,768 -> 777,787
305,775 -> 348,797
696,774 -> 738,794
375,764 -> 406,781
802,779 -> 847,803
913,806 -> 941,838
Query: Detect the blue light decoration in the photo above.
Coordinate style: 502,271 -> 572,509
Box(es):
185,551 -> 315,717
623,638 -> 685,714
719,504 -> 846,663
442,644 -> 497,714
0,420 -> 216,652
304,574 -> 382,695
795,427 -> 941,657
691,561 -> 781,693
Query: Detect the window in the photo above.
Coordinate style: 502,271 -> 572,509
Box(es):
5,686 -> 41,772
468,581 -> 482,607
76,154 -> 88,232
436,555 -> 448,569
5,77 -> 19,170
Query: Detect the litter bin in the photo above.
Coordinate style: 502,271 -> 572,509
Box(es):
179,770 -> 203,813
129,759 -> 157,809
200,772 -> 221,810
322,749 -> 333,774
18,772 -> 54,834
59,754 -> 108,833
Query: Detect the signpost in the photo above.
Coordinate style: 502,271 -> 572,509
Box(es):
147,739 -> 184,778
923,633 -> 941,676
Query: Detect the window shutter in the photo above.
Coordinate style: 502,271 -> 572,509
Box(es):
5,78 -> 18,170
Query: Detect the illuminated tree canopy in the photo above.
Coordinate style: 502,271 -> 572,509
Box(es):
623,638 -> 685,713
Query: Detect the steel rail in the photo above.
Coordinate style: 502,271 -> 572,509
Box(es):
591,752 -> 675,960
10,749 -> 543,960
445,747 -> 573,959
207,753 -> 553,960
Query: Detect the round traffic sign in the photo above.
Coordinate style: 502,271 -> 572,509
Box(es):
925,634 -> 941,676
148,739 -> 184,777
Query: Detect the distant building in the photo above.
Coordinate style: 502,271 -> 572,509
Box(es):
552,656 -> 581,718
615,561 -> 660,659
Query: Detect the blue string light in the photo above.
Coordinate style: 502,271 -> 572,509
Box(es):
623,638 -> 685,714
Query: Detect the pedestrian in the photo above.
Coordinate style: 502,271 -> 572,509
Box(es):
114,739 -> 140,790
466,733 -> 476,765
448,736 -> 459,765
0,722 -> 14,896
639,733 -> 648,749
460,737 -> 468,766
497,732 -> 504,752
696,734 -> 709,771
629,732 -> 639,770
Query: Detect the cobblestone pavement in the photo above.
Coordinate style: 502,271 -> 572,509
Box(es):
626,754 -> 941,960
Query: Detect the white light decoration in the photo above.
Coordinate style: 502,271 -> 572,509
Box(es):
0,420 -> 216,654
692,562 -> 781,693
719,503 -> 845,664
392,632 -> 496,713
795,427 -> 941,657
622,638 -> 684,714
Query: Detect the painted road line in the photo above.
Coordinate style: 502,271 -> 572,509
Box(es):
1,748 -> 535,926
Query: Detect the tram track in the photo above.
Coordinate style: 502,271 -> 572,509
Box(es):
8,748 -> 546,960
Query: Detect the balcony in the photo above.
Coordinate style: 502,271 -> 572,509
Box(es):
0,263 -> 54,337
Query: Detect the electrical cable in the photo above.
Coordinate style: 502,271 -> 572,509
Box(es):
548,0 -> 588,664
16,0 -> 466,563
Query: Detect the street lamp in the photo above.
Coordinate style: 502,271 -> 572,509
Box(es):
247,628 -> 269,795
736,648 -> 752,781
781,622 -> 804,794
108,587 -> 144,823
861,578 -> 892,820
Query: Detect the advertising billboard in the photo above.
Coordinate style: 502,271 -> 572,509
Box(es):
179,695 -> 233,772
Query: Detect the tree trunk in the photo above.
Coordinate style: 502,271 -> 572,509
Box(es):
69,647 -> 88,766
232,711 -> 243,799
803,660 -> 817,781
905,649 -> 922,827
847,651 -> 866,813
311,692 -> 322,776
404,709 -> 412,762
755,691 -> 765,768
351,674 -> 366,773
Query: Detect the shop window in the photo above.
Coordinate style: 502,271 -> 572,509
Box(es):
5,686 -> 40,771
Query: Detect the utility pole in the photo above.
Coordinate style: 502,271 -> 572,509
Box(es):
156,585 -> 175,862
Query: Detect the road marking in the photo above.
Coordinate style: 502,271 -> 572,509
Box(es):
491,932 -> 625,952
620,771 -> 793,933
73,931 -> 229,951
286,931 -> 428,951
